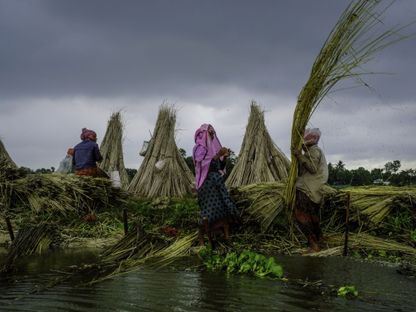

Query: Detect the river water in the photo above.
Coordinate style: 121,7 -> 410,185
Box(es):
0,248 -> 414,311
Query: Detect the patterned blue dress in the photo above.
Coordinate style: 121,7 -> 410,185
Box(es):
197,159 -> 239,224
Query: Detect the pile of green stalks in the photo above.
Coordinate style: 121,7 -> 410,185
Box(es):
226,102 -> 290,188
99,111 -> 130,190
125,196 -> 200,233
1,223 -> 59,272
128,104 -> 194,198
284,0 -> 407,231
65,227 -> 198,285
5,174 -> 127,216
1,166 -> 128,245
341,186 -> 416,224
231,182 -> 416,256
230,182 -> 287,233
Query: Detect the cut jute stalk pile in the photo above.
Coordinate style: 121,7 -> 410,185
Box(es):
1,223 -> 59,272
2,173 -> 127,216
340,186 -> 416,224
306,233 -> 416,257
99,111 -> 129,190
284,0 -> 407,230
226,102 -> 290,188
232,182 -> 415,236
66,228 -> 198,285
128,105 -> 194,198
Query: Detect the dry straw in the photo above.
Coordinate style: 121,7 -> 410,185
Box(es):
0,138 -> 16,168
226,102 -> 290,188
285,0 -> 407,227
99,111 -> 130,189
128,105 -> 194,198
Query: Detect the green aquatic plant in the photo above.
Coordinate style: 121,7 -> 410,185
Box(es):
337,285 -> 358,298
200,249 -> 283,278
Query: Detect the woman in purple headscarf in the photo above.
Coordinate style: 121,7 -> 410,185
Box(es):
193,124 -> 239,246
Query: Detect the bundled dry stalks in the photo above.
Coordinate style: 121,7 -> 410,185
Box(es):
0,138 -> 16,169
285,0 -> 407,227
226,102 -> 290,188
128,105 -> 194,198
99,111 -> 129,190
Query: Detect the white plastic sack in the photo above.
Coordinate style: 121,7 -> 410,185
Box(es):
110,170 -> 121,188
56,155 -> 73,174
139,140 -> 150,157
155,159 -> 165,171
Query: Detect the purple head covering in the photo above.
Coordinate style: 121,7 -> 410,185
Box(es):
192,124 -> 222,190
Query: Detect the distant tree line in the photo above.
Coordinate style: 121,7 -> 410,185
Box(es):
328,160 -> 416,186
23,153 -> 415,187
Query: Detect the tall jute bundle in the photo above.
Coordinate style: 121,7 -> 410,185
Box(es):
285,0 -> 406,227
128,105 -> 194,198
226,102 -> 290,188
99,112 -> 129,189
0,138 -> 16,168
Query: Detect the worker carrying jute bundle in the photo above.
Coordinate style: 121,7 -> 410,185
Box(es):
292,128 -> 328,253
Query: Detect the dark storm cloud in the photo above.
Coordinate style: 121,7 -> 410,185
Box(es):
0,0 -> 362,100
0,0 -> 415,170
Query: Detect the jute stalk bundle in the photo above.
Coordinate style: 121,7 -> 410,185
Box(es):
0,138 -> 16,169
99,111 -> 129,189
6,174 -> 127,215
233,182 -> 286,232
1,223 -> 58,272
85,228 -> 198,284
340,186 -> 416,224
309,232 -> 416,257
128,105 -> 194,198
226,102 -> 290,188
285,0 -> 406,226
233,181 -> 415,234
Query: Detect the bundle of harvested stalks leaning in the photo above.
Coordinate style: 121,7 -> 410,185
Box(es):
284,0 -> 407,229
1,223 -> 59,272
69,227 -> 198,284
226,102 -> 290,188
0,138 -> 17,169
128,104 -> 194,198
99,111 -> 130,190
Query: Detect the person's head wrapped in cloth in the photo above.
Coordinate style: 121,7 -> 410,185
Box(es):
303,128 -> 321,146
193,124 -> 223,190
80,128 -> 97,142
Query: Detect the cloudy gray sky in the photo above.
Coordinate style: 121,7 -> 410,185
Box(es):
0,0 -> 415,171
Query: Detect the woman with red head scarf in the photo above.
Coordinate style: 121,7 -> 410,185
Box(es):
73,128 -> 103,177
193,124 -> 239,246
292,128 -> 328,252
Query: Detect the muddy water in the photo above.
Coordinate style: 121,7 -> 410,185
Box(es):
0,249 -> 415,311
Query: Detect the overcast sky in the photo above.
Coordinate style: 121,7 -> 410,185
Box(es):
0,0 -> 415,171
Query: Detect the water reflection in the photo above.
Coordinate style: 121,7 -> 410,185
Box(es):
0,250 -> 415,312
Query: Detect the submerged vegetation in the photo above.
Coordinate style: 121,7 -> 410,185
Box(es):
199,249 -> 284,279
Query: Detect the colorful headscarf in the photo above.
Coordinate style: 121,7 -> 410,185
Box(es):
304,128 -> 321,145
80,128 -> 97,141
193,124 -> 222,190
